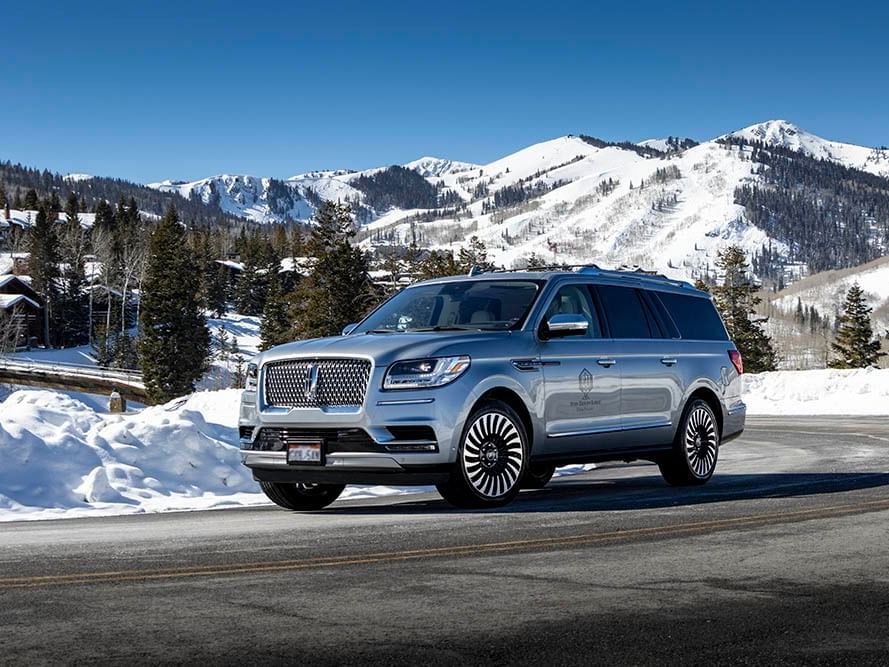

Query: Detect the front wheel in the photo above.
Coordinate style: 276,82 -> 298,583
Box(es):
658,399 -> 720,486
259,481 -> 346,510
436,400 -> 528,509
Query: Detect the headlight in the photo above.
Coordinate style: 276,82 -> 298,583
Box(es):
245,362 -> 258,391
383,356 -> 471,390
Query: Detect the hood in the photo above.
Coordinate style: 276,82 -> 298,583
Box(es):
258,331 -> 516,368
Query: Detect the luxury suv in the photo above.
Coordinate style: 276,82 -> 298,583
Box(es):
239,266 -> 746,510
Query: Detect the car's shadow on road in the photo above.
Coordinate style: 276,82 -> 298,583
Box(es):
325,471 -> 889,515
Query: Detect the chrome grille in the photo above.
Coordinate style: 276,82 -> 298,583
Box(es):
263,358 -> 371,408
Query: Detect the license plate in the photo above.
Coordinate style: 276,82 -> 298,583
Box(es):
287,441 -> 323,465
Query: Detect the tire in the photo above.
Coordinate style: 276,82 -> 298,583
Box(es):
259,481 -> 346,510
521,463 -> 556,489
436,400 -> 529,509
658,398 -> 720,486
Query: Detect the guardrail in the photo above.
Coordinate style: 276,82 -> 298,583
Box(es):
0,358 -> 144,387
0,357 -> 146,400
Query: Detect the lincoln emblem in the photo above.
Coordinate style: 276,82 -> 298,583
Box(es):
305,364 -> 320,401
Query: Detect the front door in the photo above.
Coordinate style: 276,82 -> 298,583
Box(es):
538,284 -> 623,455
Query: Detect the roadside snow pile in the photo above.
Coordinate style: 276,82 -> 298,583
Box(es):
743,367 -> 889,415
0,389 -> 265,521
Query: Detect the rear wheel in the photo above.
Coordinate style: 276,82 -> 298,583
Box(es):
259,481 -> 346,510
521,463 -> 556,489
658,399 -> 720,486
436,400 -> 528,509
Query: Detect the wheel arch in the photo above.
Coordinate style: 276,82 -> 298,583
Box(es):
474,387 -> 535,452
686,386 -> 724,437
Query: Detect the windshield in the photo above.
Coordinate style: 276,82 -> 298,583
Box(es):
354,280 -> 543,333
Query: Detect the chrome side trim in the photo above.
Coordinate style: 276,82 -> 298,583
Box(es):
547,421 -> 671,439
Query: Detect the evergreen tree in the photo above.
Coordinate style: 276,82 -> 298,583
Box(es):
206,261 -> 230,317
457,236 -> 495,273
56,193 -> 90,346
711,246 -> 778,373
27,204 -> 61,346
828,283 -> 886,369
287,201 -> 373,339
24,188 -> 39,210
139,205 -> 210,403
259,271 -> 291,350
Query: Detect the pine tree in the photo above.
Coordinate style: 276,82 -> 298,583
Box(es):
139,205 -> 210,403
828,283 -> 886,369
287,201 -> 374,339
206,261 -> 230,317
711,246 -> 777,373
259,271 -> 291,350
56,193 -> 90,346
27,204 -> 61,346
457,236 -> 495,273
24,189 -> 39,210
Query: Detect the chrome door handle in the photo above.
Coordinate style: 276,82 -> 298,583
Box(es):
661,358 -> 678,366
596,358 -> 617,368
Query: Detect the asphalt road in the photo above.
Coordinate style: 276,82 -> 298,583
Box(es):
2,416 -> 889,665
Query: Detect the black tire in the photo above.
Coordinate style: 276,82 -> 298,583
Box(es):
436,400 -> 529,509
521,463 -> 556,489
658,398 -> 720,486
259,481 -> 346,510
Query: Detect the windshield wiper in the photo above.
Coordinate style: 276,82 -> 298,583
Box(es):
365,329 -> 397,334
408,325 -> 480,332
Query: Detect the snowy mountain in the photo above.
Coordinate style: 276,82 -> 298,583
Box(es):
770,255 -> 889,330
145,120 -> 889,282
726,120 -> 889,177
403,157 -> 480,178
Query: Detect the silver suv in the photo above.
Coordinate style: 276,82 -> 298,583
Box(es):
239,267 -> 746,509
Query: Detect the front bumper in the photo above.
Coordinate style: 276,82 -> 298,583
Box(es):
239,367 -> 475,484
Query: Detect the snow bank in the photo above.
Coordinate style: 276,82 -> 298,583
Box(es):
0,389 -> 266,521
743,368 -> 889,415
0,388 -> 442,522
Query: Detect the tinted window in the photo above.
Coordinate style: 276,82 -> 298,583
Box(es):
640,290 -> 680,338
596,285 -> 652,339
656,292 -> 728,341
541,285 -> 602,338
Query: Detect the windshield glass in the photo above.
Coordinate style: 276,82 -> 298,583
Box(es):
354,280 -> 543,333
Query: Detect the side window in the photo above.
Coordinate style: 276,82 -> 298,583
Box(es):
655,292 -> 729,341
640,290 -> 680,338
541,285 -> 602,338
595,285 -> 652,339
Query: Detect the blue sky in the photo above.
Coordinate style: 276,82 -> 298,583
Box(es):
2,0 -> 887,183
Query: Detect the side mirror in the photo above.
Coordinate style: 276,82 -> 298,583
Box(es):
543,313 -> 588,338
341,323 -> 358,336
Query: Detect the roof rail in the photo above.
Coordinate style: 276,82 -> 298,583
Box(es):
472,263 -> 696,289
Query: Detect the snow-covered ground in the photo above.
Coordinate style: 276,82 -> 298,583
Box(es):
742,368 -> 889,415
2,368 -> 887,522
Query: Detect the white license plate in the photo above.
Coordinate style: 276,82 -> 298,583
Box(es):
287,442 -> 323,465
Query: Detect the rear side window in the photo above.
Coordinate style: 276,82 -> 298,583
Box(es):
655,292 -> 728,341
595,285 -> 652,339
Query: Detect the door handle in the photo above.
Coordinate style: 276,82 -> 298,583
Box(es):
596,358 -> 617,368
661,358 -> 678,366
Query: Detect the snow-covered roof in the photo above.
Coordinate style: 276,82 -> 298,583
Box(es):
0,274 -> 33,289
0,293 -> 41,310
215,259 -> 244,271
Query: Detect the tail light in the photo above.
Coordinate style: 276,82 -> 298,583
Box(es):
728,350 -> 743,375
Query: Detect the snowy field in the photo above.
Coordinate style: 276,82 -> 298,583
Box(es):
1,368 -> 888,522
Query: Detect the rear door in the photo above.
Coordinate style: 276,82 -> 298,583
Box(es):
538,283 -> 623,454
594,284 -> 678,447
